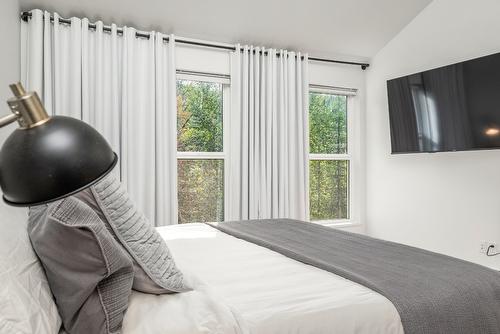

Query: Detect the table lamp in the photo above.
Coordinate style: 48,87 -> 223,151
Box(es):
0,83 -> 117,206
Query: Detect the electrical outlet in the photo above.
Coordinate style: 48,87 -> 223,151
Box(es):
480,242 -> 498,255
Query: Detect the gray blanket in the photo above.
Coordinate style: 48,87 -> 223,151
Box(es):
209,219 -> 500,334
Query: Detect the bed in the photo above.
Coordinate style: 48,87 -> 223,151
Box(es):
4,213 -> 500,334
123,223 -> 404,334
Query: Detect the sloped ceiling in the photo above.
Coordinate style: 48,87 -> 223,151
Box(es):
20,0 -> 432,61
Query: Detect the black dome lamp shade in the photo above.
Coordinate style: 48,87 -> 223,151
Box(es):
0,83 -> 117,206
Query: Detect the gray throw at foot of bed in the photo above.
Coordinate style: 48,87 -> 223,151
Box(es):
209,219 -> 500,334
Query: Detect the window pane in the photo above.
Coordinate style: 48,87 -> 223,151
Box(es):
177,80 -> 223,152
178,159 -> 224,224
309,160 -> 349,220
309,93 -> 347,154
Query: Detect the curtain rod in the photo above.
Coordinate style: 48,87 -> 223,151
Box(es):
20,11 -> 370,70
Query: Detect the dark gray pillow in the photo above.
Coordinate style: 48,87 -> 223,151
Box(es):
74,173 -> 190,294
28,197 -> 134,334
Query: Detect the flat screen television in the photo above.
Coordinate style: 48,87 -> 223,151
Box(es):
387,52 -> 500,154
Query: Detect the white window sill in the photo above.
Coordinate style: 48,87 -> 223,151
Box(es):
311,219 -> 363,229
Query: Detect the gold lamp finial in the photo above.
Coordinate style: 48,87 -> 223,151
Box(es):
10,82 -> 27,98
1,82 -> 50,129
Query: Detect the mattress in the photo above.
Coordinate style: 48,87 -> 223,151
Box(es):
122,223 -> 404,334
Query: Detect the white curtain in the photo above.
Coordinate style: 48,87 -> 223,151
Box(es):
20,10 -> 178,226
228,45 -> 310,221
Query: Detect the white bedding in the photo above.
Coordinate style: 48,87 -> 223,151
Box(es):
123,223 -> 404,334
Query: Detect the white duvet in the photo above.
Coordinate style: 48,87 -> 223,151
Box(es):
123,223 -> 404,334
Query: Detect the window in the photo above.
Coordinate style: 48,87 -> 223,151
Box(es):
309,89 -> 354,222
176,75 -> 229,223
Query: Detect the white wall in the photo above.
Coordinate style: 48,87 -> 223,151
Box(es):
0,0 -> 26,225
176,44 -> 230,75
366,0 -> 500,268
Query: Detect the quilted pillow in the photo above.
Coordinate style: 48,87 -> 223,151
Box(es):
28,197 -> 134,334
78,173 -> 190,294
74,187 -> 173,294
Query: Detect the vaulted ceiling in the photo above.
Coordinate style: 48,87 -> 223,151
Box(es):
20,0 -> 432,61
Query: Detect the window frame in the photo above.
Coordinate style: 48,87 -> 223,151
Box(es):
176,71 -> 230,223
308,84 -> 359,227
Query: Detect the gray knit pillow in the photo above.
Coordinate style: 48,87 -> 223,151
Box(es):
28,197 -> 134,334
74,187 -> 172,294
89,173 -> 190,293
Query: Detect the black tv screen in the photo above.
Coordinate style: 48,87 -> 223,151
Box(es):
387,52 -> 500,153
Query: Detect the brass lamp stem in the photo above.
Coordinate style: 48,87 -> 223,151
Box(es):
0,113 -> 19,128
